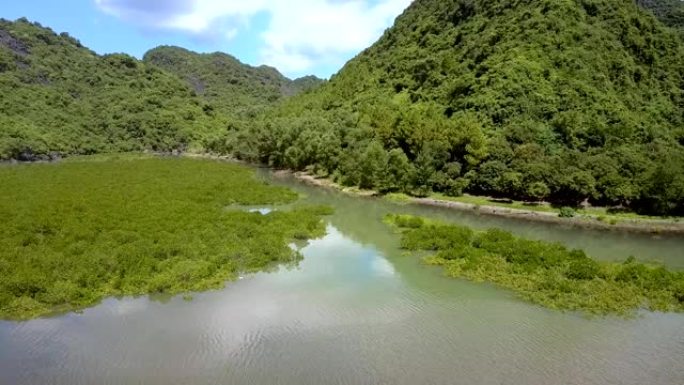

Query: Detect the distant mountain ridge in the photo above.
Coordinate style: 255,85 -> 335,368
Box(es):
143,46 -> 324,115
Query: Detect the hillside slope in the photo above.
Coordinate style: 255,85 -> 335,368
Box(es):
241,0 -> 684,215
143,46 -> 324,115
0,18 -> 223,159
0,19 -> 325,160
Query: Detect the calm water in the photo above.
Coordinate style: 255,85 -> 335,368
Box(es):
1,167 -> 683,385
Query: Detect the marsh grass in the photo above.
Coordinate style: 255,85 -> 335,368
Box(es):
0,157 -> 331,320
386,214 -> 684,316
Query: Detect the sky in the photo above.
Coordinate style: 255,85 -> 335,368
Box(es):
1,0 -> 413,79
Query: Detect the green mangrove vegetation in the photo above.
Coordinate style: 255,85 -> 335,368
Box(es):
0,156 -> 331,320
386,214 -> 684,315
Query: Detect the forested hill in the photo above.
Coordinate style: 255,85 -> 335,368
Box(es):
143,46 -> 324,115
0,18 -> 321,161
238,0 -> 684,216
0,18 -> 222,159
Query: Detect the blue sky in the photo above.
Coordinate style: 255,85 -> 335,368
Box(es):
1,0 -> 412,79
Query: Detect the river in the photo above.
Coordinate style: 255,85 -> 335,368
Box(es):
1,167 -> 682,385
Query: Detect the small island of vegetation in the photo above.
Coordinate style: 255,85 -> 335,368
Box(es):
386,214 -> 684,315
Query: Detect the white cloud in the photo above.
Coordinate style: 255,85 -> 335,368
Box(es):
94,0 -> 413,76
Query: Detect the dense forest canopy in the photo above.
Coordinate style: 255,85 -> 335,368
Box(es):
217,0 -> 684,216
2,0 -> 684,216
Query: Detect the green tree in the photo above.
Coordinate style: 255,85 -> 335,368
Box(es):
526,181 -> 551,202
379,148 -> 412,193
359,141 -> 388,190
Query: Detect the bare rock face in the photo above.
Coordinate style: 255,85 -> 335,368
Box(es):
9,150 -> 62,163
0,29 -> 29,57
16,149 -> 36,162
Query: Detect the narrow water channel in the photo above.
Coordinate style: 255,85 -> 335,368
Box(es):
1,167 -> 682,385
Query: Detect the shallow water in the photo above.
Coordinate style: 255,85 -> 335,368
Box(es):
1,167 -> 683,385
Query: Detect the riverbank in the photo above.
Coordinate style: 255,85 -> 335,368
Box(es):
276,170 -> 684,236
23,152 -> 680,235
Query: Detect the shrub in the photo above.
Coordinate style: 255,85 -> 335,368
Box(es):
401,224 -> 473,250
566,259 -> 601,280
390,214 -> 425,229
436,246 -> 481,261
615,263 -> 650,283
558,207 -> 576,218
674,280 -> 684,303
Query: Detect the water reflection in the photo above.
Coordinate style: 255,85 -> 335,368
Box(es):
248,208 -> 273,215
263,170 -> 684,269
